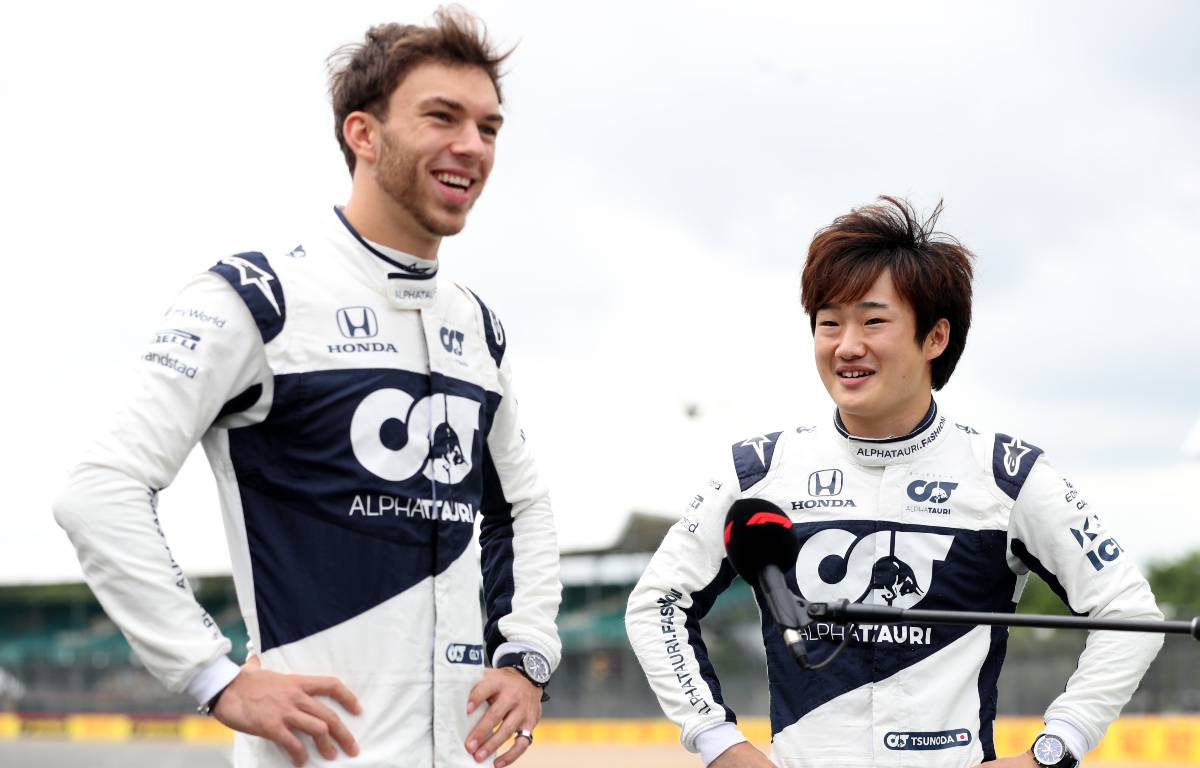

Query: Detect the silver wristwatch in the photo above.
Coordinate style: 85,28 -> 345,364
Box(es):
1031,733 -> 1079,768
496,650 -> 551,687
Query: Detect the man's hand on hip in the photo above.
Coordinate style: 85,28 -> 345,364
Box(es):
465,667 -> 542,767
710,742 -> 777,767
978,753 -> 1038,767
212,655 -> 362,767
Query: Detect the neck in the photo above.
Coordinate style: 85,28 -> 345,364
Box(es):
342,182 -> 440,261
838,396 -> 934,440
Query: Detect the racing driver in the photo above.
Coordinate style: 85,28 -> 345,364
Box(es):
54,10 -> 560,768
625,197 -> 1163,768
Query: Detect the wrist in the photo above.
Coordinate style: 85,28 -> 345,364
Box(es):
495,650 -> 552,702
198,679 -> 232,716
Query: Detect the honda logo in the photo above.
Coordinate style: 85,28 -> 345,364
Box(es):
337,307 -> 378,339
807,469 -> 843,497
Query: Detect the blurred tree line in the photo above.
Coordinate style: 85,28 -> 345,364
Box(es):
1019,549 -> 1200,618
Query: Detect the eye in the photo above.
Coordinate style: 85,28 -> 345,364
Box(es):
428,111 -> 454,123
817,319 -> 839,328
865,317 -> 888,325
479,124 -> 499,139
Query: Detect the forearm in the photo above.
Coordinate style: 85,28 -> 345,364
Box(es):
54,462 -> 233,693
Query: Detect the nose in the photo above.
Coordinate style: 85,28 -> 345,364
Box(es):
836,324 -> 866,359
450,121 -> 487,161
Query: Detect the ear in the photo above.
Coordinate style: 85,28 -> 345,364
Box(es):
924,318 -> 950,361
342,111 -> 379,169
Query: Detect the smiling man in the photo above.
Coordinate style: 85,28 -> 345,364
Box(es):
626,197 -> 1162,768
54,10 -> 560,768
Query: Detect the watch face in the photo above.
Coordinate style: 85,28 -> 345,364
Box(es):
1033,735 -> 1065,766
522,652 -> 551,684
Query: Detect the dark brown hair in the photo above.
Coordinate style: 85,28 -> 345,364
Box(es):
800,196 -> 976,390
327,6 -> 513,175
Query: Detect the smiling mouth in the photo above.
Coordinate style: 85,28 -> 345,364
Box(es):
433,172 -> 473,192
838,371 -> 874,379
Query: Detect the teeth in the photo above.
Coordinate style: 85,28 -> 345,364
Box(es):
840,371 -> 873,379
435,173 -> 471,189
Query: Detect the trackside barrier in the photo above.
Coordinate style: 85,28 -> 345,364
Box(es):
0,714 -> 1197,763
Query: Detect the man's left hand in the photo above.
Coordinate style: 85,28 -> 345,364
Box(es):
464,667 -> 542,767
978,753 -> 1037,767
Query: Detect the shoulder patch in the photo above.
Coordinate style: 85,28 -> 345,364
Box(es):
209,252 -> 286,343
466,288 -> 506,367
732,431 -> 783,492
992,433 -> 1044,500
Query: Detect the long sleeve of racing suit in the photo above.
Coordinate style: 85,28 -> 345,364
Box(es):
1007,456 -> 1164,759
625,463 -> 747,765
52,273 -> 267,705
479,343 -> 563,670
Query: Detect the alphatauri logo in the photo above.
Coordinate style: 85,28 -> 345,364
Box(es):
794,529 -> 953,609
350,390 -> 480,485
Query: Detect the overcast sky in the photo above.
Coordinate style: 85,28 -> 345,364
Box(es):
2,1 -> 1197,584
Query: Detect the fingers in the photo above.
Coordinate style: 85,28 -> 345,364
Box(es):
299,675 -> 362,715
466,673 -> 501,715
283,710 -> 337,762
465,694 -> 509,759
494,725 -> 534,768
476,707 -> 525,762
298,696 -> 360,758
269,723 -> 308,767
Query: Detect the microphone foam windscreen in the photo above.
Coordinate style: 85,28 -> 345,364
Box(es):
723,498 -> 800,581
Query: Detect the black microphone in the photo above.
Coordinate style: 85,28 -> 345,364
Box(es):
723,498 -> 809,663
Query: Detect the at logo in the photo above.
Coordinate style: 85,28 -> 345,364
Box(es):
337,306 -> 378,339
445,643 -> 483,665
885,729 -> 971,751
807,469 -> 843,497
906,479 -> 958,504
440,326 -> 465,355
1070,514 -> 1122,571
794,529 -> 953,608
350,390 -> 480,485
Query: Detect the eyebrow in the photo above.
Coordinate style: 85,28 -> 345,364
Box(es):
817,299 -> 891,311
419,96 -> 504,126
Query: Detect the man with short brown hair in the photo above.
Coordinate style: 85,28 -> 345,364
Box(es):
55,8 -> 560,767
626,197 -> 1162,768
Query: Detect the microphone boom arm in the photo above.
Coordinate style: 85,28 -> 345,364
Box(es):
804,599 -> 1200,640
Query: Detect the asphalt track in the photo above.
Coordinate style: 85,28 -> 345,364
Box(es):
0,742 -> 1179,768
0,743 -> 692,767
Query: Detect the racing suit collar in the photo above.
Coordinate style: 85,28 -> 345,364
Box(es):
834,400 -> 948,467
332,206 -> 438,310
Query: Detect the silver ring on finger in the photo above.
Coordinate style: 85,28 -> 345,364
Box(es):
516,729 -> 534,745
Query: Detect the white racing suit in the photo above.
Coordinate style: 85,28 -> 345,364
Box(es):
54,207 -> 562,767
626,402 -> 1162,767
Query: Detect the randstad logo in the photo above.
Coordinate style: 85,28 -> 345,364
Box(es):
906,479 -> 958,504
337,306 -> 378,339
807,469 -> 843,497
